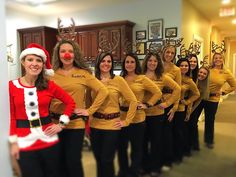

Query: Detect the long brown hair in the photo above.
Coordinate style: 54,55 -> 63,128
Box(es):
52,40 -> 91,73
142,52 -> 164,79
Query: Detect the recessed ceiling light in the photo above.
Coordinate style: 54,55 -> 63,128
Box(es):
222,0 -> 231,5
219,6 -> 235,17
13,0 -> 58,6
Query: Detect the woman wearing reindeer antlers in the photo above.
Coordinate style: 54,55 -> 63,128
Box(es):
49,18 -> 108,177
141,50 -> 180,177
160,38 -> 182,171
191,41 -> 236,149
90,30 -> 138,177
117,49 -> 162,177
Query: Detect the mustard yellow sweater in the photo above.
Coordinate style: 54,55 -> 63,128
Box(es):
208,68 -> 236,102
177,75 -> 200,112
49,68 -> 108,129
164,63 -> 181,111
120,75 -> 162,124
90,76 -> 138,130
144,74 -> 181,116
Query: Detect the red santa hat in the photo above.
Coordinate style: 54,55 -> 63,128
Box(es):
19,43 -> 54,76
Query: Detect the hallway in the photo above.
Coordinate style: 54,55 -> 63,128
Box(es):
82,93 -> 236,177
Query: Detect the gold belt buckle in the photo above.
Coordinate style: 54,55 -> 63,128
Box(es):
29,118 -> 42,128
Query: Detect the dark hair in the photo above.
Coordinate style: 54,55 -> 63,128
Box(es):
188,54 -> 199,83
176,57 -> 191,77
52,40 -> 91,73
21,55 -> 48,90
95,52 -> 115,80
142,52 -> 164,79
161,45 -> 177,63
120,53 -> 142,77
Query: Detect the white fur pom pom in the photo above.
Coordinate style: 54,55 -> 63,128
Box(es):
59,114 -> 70,125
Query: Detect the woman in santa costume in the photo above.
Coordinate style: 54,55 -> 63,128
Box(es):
9,43 -> 75,177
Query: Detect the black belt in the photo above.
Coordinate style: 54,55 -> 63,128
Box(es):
162,87 -> 173,94
209,93 -> 217,97
93,112 -> 120,120
17,116 -> 51,128
50,112 -> 88,121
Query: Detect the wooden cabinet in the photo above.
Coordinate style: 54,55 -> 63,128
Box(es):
76,20 -> 135,63
77,30 -> 98,62
17,26 -> 58,57
17,21 -> 135,65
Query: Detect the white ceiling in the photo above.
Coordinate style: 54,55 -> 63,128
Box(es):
6,0 -> 135,15
6,0 -> 236,38
187,0 -> 236,38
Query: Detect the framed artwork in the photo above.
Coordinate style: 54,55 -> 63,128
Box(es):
146,41 -> 163,53
136,30 -> 146,40
148,19 -> 163,40
165,27 -> 178,38
136,42 -> 146,55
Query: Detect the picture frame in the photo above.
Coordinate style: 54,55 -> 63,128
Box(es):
148,19 -> 163,41
146,41 -> 163,53
165,27 -> 178,38
136,42 -> 146,55
136,30 -> 146,40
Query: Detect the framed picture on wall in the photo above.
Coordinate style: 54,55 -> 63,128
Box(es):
136,42 -> 146,55
136,30 -> 146,40
165,27 -> 178,38
148,19 -> 163,40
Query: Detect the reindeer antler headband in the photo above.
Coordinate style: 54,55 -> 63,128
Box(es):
188,41 -> 201,55
98,30 -> 120,54
211,41 -> 226,54
200,55 -> 210,69
162,37 -> 183,48
57,18 -> 77,41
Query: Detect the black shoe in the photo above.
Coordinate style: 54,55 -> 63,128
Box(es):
206,143 -> 214,149
150,171 -> 160,177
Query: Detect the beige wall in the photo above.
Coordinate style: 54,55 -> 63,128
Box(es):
181,0 -> 212,61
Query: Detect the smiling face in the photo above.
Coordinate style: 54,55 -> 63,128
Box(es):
22,54 -> 44,77
99,55 -> 112,74
59,43 -> 75,68
213,53 -> 224,68
198,67 -> 209,81
147,55 -> 158,72
189,56 -> 198,70
125,56 -> 136,74
163,46 -> 176,62
179,61 -> 189,75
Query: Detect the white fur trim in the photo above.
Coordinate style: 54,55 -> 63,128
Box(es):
45,69 -> 54,76
9,135 -> 18,143
19,48 -> 46,62
59,115 -> 70,125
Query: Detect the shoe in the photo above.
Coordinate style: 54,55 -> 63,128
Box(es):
161,165 -> 171,172
206,143 -> 214,149
150,171 -> 160,177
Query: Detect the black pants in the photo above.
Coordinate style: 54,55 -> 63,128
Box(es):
189,101 -> 203,150
118,122 -> 145,177
172,111 -> 185,161
142,115 -> 165,173
189,100 -> 219,145
59,128 -> 85,177
204,100 -> 219,144
162,106 -> 174,166
91,128 -> 119,177
18,143 -> 60,177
